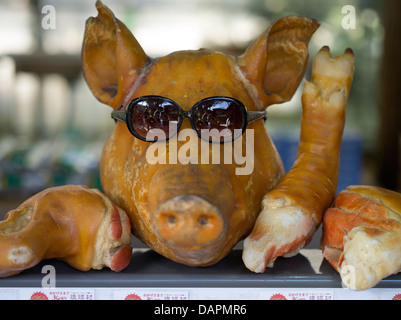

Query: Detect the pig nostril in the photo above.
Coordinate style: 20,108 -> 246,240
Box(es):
198,216 -> 209,226
167,215 -> 177,225
152,195 -> 228,248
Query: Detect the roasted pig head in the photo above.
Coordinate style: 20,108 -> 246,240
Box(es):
82,1 -> 319,266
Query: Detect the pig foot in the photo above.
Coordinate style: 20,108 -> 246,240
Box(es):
322,186 -> 401,290
243,201 -> 314,272
90,189 -> 132,272
338,226 -> 401,290
0,185 -> 132,277
243,46 -> 354,272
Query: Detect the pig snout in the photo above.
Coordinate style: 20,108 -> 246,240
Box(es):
152,195 -> 226,247
148,164 -> 235,263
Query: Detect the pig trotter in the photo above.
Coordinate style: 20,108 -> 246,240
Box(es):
243,46 -> 355,272
322,186 -> 401,290
0,185 -> 132,277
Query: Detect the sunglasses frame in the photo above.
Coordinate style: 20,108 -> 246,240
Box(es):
111,95 -> 266,143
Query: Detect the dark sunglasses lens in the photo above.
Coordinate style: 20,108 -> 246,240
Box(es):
193,99 -> 244,142
130,97 -> 180,141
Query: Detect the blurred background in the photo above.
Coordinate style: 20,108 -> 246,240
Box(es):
0,0 -> 400,223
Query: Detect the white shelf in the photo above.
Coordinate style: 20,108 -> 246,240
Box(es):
1,249 -> 400,300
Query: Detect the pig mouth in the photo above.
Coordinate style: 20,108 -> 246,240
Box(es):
166,239 -> 228,267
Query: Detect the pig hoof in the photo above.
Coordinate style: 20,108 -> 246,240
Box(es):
242,203 -> 314,273
322,186 -> 401,290
339,226 -> 401,290
110,245 -> 132,272
91,190 -> 132,271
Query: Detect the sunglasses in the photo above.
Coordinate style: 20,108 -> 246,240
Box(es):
111,96 -> 266,143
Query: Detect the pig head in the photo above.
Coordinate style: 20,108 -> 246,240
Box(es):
82,1 -> 319,266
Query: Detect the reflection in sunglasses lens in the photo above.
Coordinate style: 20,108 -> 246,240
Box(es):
131,98 -> 180,141
127,97 -> 245,142
193,99 -> 244,142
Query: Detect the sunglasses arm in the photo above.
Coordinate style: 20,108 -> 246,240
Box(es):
111,110 -> 127,123
247,110 -> 267,123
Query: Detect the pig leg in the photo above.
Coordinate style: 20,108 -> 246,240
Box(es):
339,226 -> 401,290
322,186 -> 401,290
0,185 -> 132,277
243,46 -> 354,272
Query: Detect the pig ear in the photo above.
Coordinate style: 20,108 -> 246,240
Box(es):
82,1 -> 148,109
238,17 -> 320,107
